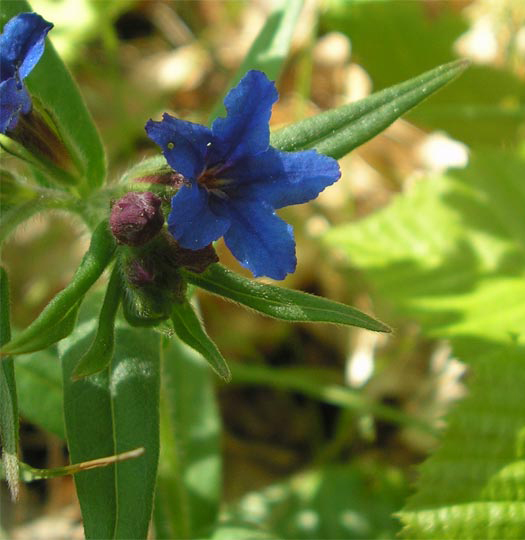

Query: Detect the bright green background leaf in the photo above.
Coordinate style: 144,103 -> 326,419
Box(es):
324,149 -> 525,538
322,1 -> 525,148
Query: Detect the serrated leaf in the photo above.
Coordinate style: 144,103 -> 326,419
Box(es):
324,151 -> 525,341
183,264 -> 390,333
0,267 -> 19,500
323,149 -> 525,538
270,60 -> 469,159
208,0 -> 303,122
154,336 -> 222,539
400,344 -> 525,539
170,300 -> 231,381
60,297 -> 160,540
1,1 -> 106,192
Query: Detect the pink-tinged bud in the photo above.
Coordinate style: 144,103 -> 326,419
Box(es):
125,258 -> 155,287
110,192 -> 164,246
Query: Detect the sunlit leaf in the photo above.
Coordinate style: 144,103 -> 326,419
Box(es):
271,60 -> 469,159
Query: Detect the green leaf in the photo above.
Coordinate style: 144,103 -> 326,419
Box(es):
324,151 -> 525,341
0,268 -> 19,499
227,463 -> 407,539
73,264 -> 121,379
14,348 -> 65,439
229,363 -> 434,434
322,1 -> 525,148
1,220 -> 115,355
400,344 -> 525,539
323,149 -> 525,538
154,336 -> 222,539
60,298 -> 160,539
210,525 -> 279,540
1,1 -> 106,192
208,0 -> 303,122
170,300 -> 231,381
270,60 -> 469,159
183,264 -> 390,333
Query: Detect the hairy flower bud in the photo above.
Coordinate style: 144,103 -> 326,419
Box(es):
110,192 -> 164,246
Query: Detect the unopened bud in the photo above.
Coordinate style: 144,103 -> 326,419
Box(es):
110,192 -> 164,246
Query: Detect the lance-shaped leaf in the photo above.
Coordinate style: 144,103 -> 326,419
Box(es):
1,2 -> 106,192
1,220 -> 115,356
208,0 -> 303,122
183,264 -> 390,333
154,336 -> 222,539
0,268 -> 19,500
171,300 -> 231,381
73,264 -> 121,379
270,59 -> 469,158
60,300 -> 160,540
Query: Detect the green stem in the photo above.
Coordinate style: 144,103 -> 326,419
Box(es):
0,220 -> 116,356
230,362 -> 437,435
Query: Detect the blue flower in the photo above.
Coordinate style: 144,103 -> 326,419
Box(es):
145,70 -> 341,280
0,12 -> 52,133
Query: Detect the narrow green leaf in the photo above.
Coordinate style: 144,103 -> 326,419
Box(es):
14,348 -> 65,439
0,267 -> 19,500
1,220 -> 115,356
208,0 -> 303,122
230,363 -> 435,434
183,264 -> 390,333
73,264 -> 121,379
4,301 -> 81,357
270,59 -> 470,158
1,1 -> 106,191
154,336 -> 222,539
61,302 -> 160,540
170,300 -> 231,381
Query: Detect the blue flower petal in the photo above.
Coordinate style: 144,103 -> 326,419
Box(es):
168,185 -> 231,250
224,200 -> 296,280
0,13 -> 52,80
227,147 -> 341,209
0,77 -> 31,132
145,114 -> 212,180
210,70 -> 278,165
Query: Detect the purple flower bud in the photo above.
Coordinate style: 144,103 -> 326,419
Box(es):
125,258 -> 155,287
110,192 -> 164,246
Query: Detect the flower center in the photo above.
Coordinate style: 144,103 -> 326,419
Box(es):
197,165 -> 233,195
